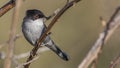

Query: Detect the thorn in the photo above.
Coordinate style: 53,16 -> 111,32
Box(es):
99,17 -> 107,26
48,32 -> 52,35
54,8 -> 60,15
101,20 -> 107,26
73,2 -> 76,7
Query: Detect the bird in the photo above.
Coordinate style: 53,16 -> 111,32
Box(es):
22,9 -> 69,61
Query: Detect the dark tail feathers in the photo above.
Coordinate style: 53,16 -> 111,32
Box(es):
45,44 -> 69,61
54,45 -> 69,61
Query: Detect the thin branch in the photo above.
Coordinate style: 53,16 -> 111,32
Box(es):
1,47 -> 49,67
24,0 -> 81,68
13,47 -> 49,67
14,33 -> 23,41
14,47 -> 49,60
78,7 -> 120,68
4,0 -> 22,68
0,0 -> 15,17
16,56 -> 39,68
0,42 -> 8,49
44,8 -> 60,21
100,17 -> 107,26
110,54 -> 120,68
0,33 -> 22,49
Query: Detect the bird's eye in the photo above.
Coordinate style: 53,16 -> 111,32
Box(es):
33,14 -> 39,20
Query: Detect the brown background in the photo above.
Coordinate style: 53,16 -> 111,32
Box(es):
0,0 -> 120,68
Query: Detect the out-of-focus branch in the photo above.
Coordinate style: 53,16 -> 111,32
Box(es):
4,0 -> 22,68
14,33 -> 22,41
0,0 -> 15,17
14,47 -> 49,60
24,0 -> 81,68
13,47 -> 49,68
0,42 -> 8,49
0,47 -> 49,67
78,7 -> 120,68
16,56 -> 39,68
110,54 -> 120,68
0,33 -> 22,50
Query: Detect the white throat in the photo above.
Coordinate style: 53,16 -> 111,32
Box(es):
33,18 -> 44,26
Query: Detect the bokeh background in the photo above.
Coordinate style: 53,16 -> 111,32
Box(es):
0,0 -> 120,68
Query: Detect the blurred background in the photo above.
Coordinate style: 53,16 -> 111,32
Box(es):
0,0 -> 120,68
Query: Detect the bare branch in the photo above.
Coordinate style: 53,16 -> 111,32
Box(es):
13,47 -> 49,68
14,47 -> 49,60
0,42 -> 8,49
78,7 -> 120,68
0,0 -> 15,17
110,54 -> 120,68
24,0 -> 81,68
14,33 -> 23,41
0,33 -> 22,50
4,0 -> 22,68
16,56 -> 39,68
0,47 -> 49,67
100,17 -> 107,26
44,8 -> 60,21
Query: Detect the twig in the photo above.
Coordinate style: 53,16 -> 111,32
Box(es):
14,33 -> 23,41
24,0 -> 81,68
16,56 -> 39,68
13,47 -> 49,67
4,0 -> 22,68
0,0 -> 15,17
0,47 -> 49,67
100,17 -> 107,26
0,42 -> 8,49
14,47 -> 49,60
110,54 -> 120,68
78,7 -> 120,68
45,8 -> 61,20
0,33 -> 22,49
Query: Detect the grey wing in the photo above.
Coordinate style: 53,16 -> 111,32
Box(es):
38,24 -> 54,45
40,24 -> 52,44
42,26 -> 69,61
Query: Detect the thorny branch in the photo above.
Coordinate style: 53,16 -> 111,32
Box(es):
14,47 -> 49,60
24,0 -> 81,68
0,42 -> 8,49
78,7 -> 120,68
